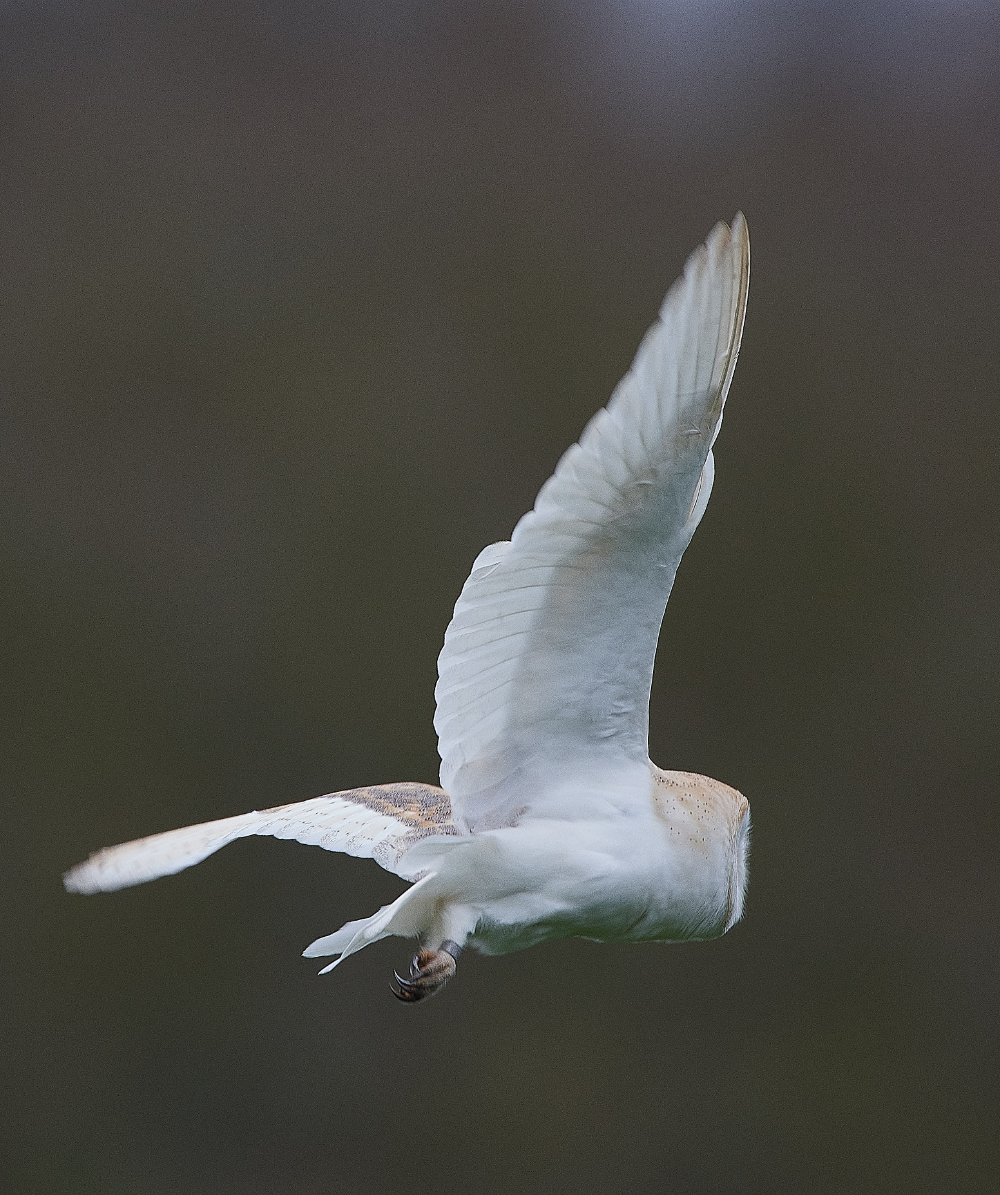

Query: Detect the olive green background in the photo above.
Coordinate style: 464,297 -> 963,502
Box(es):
3,3 -> 998,1192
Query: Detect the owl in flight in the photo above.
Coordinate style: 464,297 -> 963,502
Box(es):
66,216 -> 751,1003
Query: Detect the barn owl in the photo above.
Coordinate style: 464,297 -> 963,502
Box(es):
66,215 -> 751,1003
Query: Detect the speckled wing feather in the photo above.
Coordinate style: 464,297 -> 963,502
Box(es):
435,216 -> 749,833
63,783 -> 460,892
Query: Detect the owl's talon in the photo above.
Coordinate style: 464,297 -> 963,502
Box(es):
390,946 -> 459,1003
391,972 -> 422,1002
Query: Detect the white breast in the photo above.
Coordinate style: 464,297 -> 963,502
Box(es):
426,766 -> 750,956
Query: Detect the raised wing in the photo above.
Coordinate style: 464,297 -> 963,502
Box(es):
63,782 -> 460,891
435,216 -> 749,833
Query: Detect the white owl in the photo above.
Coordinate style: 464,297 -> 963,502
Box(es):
66,216 -> 751,1002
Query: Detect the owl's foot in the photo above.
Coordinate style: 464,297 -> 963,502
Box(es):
391,940 -> 461,1003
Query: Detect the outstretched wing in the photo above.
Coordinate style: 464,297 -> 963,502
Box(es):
64,782 -> 460,891
435,216 -> 749,833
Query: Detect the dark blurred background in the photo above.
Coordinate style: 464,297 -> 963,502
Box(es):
3,2 -> 998,1192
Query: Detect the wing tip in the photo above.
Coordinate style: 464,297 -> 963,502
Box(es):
63,866 -> 89,894
63,858 -> 114,895
707,212 -> 750,275
729,211 -> 751,353
731,210 -> 750,287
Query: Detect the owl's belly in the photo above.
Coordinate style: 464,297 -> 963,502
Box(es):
461,800 -> 747,956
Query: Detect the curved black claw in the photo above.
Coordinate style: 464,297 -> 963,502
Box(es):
390,947 -> 459,1004
391,970 -> 423,1003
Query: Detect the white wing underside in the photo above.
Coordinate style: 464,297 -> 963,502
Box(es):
63,783 -> 460,893
435,216 -> 749,833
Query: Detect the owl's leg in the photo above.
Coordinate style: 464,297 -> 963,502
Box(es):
391,940 -> 462,1003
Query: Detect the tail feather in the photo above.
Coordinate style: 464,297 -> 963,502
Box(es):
303,872 -> 442,974
302,915 -> 385,958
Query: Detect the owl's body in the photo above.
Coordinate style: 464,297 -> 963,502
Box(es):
443,768 -> 749,958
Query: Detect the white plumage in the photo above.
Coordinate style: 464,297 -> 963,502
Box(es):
65,216 -> 752,1001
